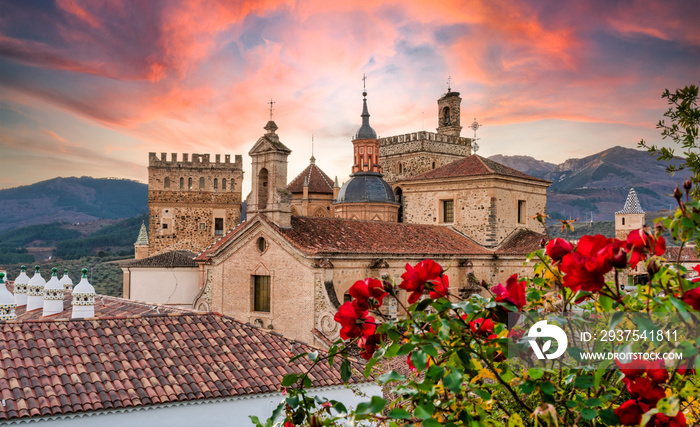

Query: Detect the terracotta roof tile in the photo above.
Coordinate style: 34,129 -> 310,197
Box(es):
406,155 -> 551,183
495,229 -> 546,255
122,251 -> 197,268
0,313 -> 369,421
287,163 -> 334,194
664,246 -> 700,262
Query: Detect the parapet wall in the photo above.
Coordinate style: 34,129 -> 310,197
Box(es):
379,131 -> 472,157
148,152 -> 243,170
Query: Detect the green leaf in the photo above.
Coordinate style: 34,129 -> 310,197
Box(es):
581,408 -> 597,420
377,370 -> 406,383
422,418 -> 442,427
281,374 -> 298,387
599,294 -> 613,311
565,400 -> 578,409
574,375 -> 595,388
285,395 -> 299,408
384,342 -> 401,358
539,381 -> 555,396
598,408 -> 619,425
308,351 -> 318,362
528,368 -> 544,379
585,397 -> 602,407
364,357 -> 378,377
519,380 -> 536,394
426,365 -> 445,380
508,413 -> 525,427
414,405 -> 433,420
411,350 -> 427,371
443,372 -> 463,393
340,358 -> 351,382
657,396 -> 680,417
397,343 -> 415,356
609,311 -> 625,330
355,396 -> 386,415
248,415 -> 262,427
387,408 -> 412,419
641,408 -> 659,427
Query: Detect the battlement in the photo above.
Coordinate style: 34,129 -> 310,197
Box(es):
148,152 -> 243,169
379,131 -> 471,146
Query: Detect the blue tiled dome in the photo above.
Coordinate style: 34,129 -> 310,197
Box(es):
335,172 -> 397,204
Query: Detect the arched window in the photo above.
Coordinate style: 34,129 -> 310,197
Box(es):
199,177 -> 205,189
395,187 -> 403,223
188,177 -> 192,190
222,179 -> 227,191
258,168 -> 269,209
230,179 -> 235,191
443,107 -> 451,125
398,163 -> 403,173
214,178 -> 218,190
432,161 -> 436,169
622,217 -> 625,226
180,177 -> 184,189
164,177 -> 170,189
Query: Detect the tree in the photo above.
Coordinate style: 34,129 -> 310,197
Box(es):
639,84 -> 700,197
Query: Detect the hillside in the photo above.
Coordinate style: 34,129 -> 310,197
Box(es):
0,176 -> 147,231
489,146 -> 691,220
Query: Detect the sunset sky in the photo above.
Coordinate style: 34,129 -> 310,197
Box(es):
1,0 -> 698,194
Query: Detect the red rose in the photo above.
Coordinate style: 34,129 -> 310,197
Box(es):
646,360 -> 670,384
428,275 -> 449,299
546,238 -> 573,263
334,301 -> 376,340
624,376 -> 665,404
616,359 -> 649,380
652,412 -> 687,427
627,229 -> 666,268
492,274 -> 527,310
560,252 -> 606,293
615,400 -> 643,426
682,286 -> 700,310
469,317 -> 496,339
285,421 -> 295,427
399,260 -> 443,304
349,278 -> 388,311
692,264 -> 700,282
358,333 -> 381,360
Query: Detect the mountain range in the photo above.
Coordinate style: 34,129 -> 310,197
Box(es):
489,146 -> 691,220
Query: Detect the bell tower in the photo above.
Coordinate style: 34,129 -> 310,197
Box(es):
437,79 -> 463,136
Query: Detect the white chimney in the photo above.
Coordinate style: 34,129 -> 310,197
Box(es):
71,269 -> 95,319
13,265 -> 29,307
26,266 -> 46,312
0,273 -> 17,321
60,269 -> 73,290
43,267 -> 64,317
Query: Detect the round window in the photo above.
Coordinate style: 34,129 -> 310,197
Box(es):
257,237 -> 267,253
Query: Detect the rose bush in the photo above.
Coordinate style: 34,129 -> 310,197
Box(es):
251,183 -> 700,427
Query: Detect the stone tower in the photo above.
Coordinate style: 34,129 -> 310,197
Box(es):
437,89 -> 463,136
247,120 -> 293,228
615,188 -> 645,240
334,88 -> 400,222
379,88 -> 472,185
147,151 -> 244,255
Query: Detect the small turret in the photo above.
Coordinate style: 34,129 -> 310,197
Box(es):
71,268 -> 95,319
134,221 -> 150,260
26,265 -> 46,312
43,267 -> 64,317
60,269 -> 73,290
0,273 -> 17,321
13,265 -> 29,307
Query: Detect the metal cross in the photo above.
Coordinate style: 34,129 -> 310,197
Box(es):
268,98 -> 275,121
447,76 -> 451,92
362,73 -> 367,90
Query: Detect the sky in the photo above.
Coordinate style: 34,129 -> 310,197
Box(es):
0,0 -> 698,194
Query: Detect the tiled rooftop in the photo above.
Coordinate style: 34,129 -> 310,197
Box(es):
664,246 -> 700,262
122,250 -> 197,268
495,229 -> 546,255
12,291 -> 189,321
406,155 -> 551,183
0,313 -> 369,421
287,163 -> 334,194
198,214 -> 492,260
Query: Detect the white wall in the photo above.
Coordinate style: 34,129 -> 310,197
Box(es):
8,383 -> 383,426
128,267 -> 199,307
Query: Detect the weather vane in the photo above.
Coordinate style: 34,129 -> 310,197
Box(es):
268,98 -> 275,121
447,76 -> 452,92
470,118 -> 481,153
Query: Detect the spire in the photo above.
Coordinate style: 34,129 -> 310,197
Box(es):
135,221 -> 149,246
616,188 -> 645,214
355,74 -> 377,139
60,269 -> 73,290
13,265 -> 29,307
26,265 -> 46,312
43,267 -> 64,317
310,134 -> 315,164
0,273 -> 17,321
72,268 -> 95,319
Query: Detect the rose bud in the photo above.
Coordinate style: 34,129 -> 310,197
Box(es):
612,248 -> 628,269
647,259 -> 661,277
540,237 -> 547,248
684,178 -> 692,194
673,185 -> 682,202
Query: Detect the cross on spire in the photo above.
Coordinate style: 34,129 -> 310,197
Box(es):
362,74 -> 367,91
447,76 -> 452,92
268,98 -> 275,121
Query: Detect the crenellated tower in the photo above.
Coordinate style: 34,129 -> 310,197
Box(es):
147,152 -> 244,255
